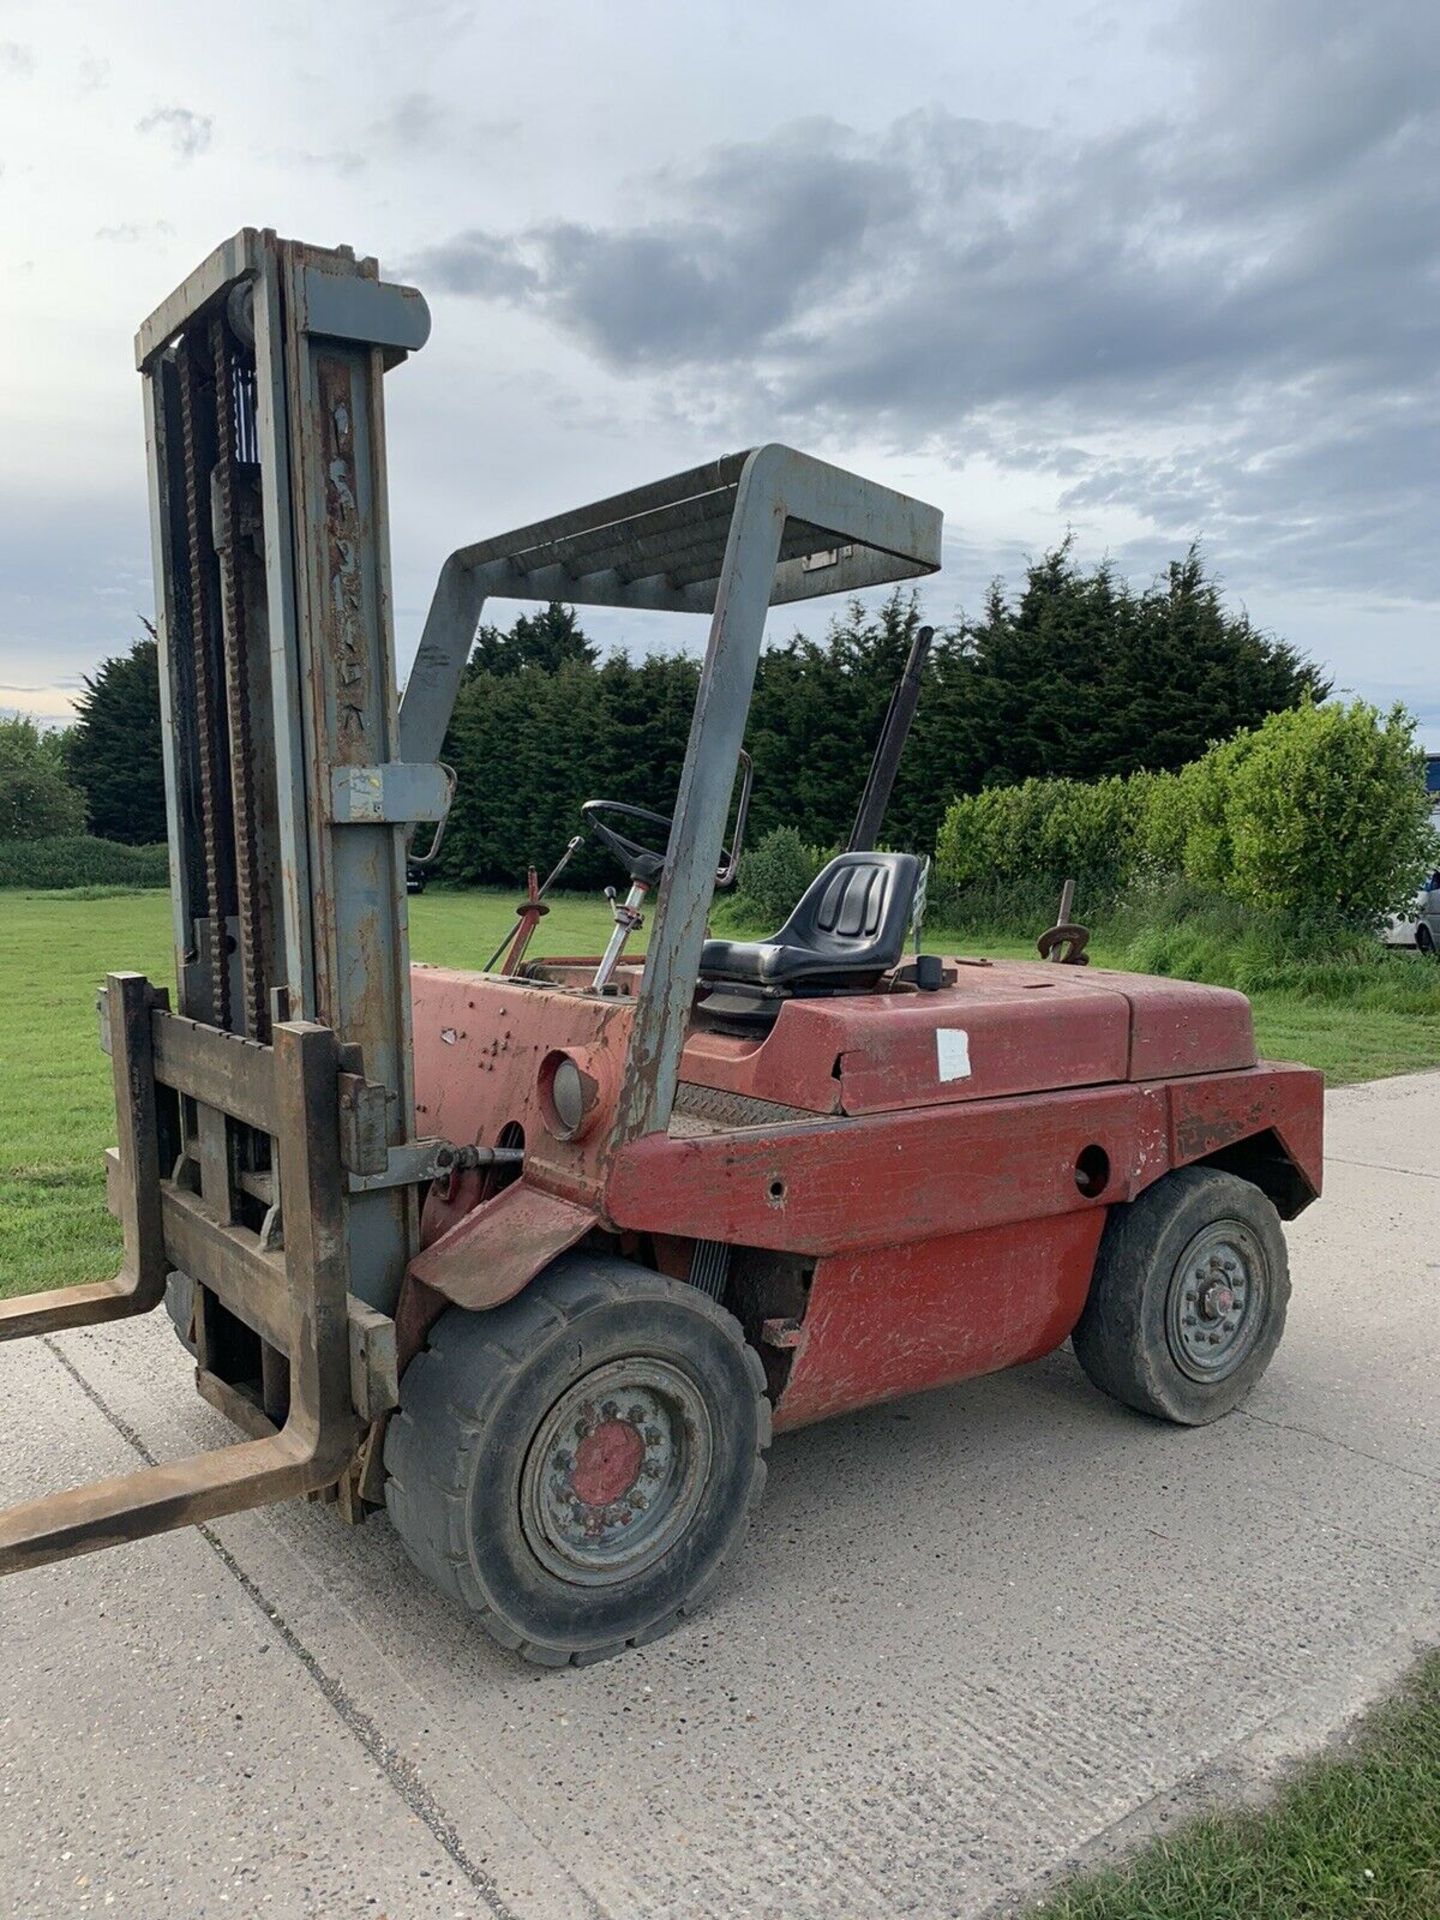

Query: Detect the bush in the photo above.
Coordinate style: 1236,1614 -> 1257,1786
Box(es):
725,826 -> 825,927
1220,700 -> 1435,923
924,872 -> 1069,943
936,699 -> 1436,931
935,773 -> 1151,904
1107,878 -> 1440,1011
0,837 -> 169,890
0,717 -> 87,840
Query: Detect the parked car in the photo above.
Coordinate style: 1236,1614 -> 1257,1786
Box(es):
1384,871 -> 1440,953
406,862 -> 428,896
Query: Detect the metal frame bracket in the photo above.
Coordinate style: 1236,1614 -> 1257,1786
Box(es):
328,762 -> 452,826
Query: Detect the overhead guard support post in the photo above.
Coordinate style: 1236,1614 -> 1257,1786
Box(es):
612,448 -> 786,1142
613,445 -> 948,1142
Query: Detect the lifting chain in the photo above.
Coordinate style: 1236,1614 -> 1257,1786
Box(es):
210,316 -> 268,1041
176,338 -> 232,1031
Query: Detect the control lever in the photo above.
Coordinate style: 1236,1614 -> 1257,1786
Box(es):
593,882 -> 648,992
484,835 -> 583,975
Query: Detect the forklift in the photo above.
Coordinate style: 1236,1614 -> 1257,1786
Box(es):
0,233 -> 1323,1664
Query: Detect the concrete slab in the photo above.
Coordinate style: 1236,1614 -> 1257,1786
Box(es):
2,1075 -> 1437,1919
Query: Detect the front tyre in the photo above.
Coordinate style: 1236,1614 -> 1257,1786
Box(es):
1070,1168 -> 1290,1425
384,1255 -> 770,1664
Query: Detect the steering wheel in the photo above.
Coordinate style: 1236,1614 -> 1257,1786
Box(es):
581,799 -> 735,888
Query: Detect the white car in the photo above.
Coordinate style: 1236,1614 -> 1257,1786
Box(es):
1385,874 -> 1440,953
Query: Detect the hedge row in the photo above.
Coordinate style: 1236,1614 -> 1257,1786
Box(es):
935,700 -> 1436,925
0,837 -> 169,890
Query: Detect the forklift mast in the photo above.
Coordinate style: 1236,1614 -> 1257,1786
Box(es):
0,232 -> 455,1572
141,229 -> 443,1310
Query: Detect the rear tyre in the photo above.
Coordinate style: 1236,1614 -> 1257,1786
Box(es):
1418,924 -> 1435,956
384,1254 -> 770,1664
1070,1168 -> 1289,1425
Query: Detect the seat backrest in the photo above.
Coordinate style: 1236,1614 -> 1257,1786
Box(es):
774,851 -> 921,965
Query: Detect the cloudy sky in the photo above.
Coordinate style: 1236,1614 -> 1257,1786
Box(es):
1,0 -> 1435,740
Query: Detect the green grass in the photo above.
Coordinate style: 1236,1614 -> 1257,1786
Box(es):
3,884 -> 1439,1303
1032,1651 -> 1440,1920
1,891 -> 175,1298
0,886 -> 632,1300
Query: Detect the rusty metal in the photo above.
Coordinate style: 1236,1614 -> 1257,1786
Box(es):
1038,879 -> 1091,965
0,974 -> 169,1341
0,233 -> 445,1577
0,1013 -> 362,1574
210,312 -> 268,1040
486,835 -> 583,974
408,949 -> 1321,1432
176,340 -> 233,1029
406,1180 -> 597,1311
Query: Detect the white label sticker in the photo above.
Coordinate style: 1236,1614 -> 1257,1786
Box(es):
936,1028 -> 972,1082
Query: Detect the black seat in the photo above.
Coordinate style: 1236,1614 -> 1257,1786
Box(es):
699,852 -> 922,994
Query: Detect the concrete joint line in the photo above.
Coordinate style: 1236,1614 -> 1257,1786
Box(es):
1325,1154 -> 1440,1182
39,1337 -> 608,1920
1235,1403 -> 1440,1488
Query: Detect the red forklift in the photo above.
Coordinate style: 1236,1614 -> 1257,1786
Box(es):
0,233 -> 1322,1664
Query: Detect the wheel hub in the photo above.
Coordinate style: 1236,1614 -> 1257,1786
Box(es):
569,1418 -> 647,1508
519,1358 -> 713,1587
1165,1228 -> 1267,1383
1197,1278 -> 1235,1321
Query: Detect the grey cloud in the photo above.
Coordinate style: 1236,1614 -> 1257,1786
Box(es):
370,89 -> 446,151
137,105 -> 213,159
292,92 -> 516,177
411,0 -> 1438,603
414,118 -> 912,367
0,41 -> 33,75
96,219 -> 174,243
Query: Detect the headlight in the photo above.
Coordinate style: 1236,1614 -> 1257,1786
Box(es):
551,1057 -> 586,1134
539,1049 -> 601,1141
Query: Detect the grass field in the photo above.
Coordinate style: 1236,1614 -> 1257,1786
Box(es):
0,885 -> 624,1299
4,883 -> 1439,1301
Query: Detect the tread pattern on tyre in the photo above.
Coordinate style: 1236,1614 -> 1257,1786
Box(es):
384,1256 -> 770,1665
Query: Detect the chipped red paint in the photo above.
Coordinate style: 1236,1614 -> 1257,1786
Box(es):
605,1082 -> 1169,1254
1168,1060 -> 1323,1192
419,1167 -> 488,1250
570,1421 -> 646,1505
774,1213 -> 1104,1430
406,957 -> 1322,1422
407,1179 -> 596,1311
